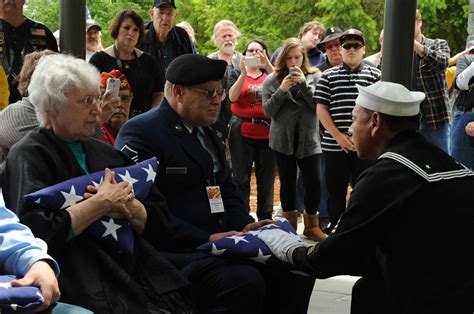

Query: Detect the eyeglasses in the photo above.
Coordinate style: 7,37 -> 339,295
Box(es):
324,42 -> 340,50
342,43 -> 364,50
188,88 -> 226,101
120,94 -> 133,102
78,95 -> 101,108
247,49 -> 263,53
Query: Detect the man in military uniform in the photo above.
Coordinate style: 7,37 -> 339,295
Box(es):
258,81 -> 474,313
0,0 -> 58,104
115,54 -> 315,314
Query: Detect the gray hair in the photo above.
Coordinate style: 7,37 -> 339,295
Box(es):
164,80 -> 174,99
211,20 -> 241,46
28,54 -> 100,124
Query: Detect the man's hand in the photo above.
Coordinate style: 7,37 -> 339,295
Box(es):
209,231 -> 242,242
242,219 -> 274,233
10,260 -> 60,312
334,132 -> 355,153
465,121 -> 474,137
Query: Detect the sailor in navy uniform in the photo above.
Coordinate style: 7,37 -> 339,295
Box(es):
257,81 -> 474,314
115,54 -> 315,314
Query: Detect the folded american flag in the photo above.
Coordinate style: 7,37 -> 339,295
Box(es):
198,218 -> 305,269
0,275 -> 44,313
23,158 -> 159,255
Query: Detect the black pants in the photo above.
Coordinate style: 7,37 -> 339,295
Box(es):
229,118 -> 276,220
273,150 -> 321,215
323,151 -> 373,228
162,251 -> 315,314
351,276 -> 390,314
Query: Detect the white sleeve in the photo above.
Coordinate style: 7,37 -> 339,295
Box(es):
456,62 -> 474,90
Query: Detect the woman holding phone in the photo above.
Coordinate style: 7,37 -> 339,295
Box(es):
227,39 -> 275,220
262,37 -> 326,241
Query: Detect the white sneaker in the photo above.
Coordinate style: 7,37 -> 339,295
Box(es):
273,204 -> 283,218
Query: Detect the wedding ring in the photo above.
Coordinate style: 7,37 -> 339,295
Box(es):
127,193 -> 134,201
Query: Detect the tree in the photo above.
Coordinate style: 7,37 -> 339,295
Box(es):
24,0 -> 468,56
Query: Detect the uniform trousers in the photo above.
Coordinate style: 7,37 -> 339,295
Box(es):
162,251 -> 314,314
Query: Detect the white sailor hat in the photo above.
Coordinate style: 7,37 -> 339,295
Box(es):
355,81 -> 425,117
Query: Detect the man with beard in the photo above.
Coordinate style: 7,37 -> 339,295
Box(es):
0,0 -> 58,104
85,19 -> 103,62
98,69 -> 133,145
208,19 -> 243,127
140,0 -> 196,80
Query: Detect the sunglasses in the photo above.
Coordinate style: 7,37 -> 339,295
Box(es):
188,87 -> 226,101
342,43 -> 364,50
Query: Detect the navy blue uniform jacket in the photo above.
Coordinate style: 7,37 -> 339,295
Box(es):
115,99 -> 254,251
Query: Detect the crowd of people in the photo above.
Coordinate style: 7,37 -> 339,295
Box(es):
1,0 -> 474,312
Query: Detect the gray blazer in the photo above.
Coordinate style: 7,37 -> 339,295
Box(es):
262,72 -> 321,158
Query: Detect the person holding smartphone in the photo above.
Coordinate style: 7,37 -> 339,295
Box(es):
227,39 -> 275,220
98,69 -> 134,145
262,38 -> 326,241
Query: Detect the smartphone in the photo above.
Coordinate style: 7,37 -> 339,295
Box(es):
244,56 -> 261,67
289,67 -> 298,74
106,78 -> 121,97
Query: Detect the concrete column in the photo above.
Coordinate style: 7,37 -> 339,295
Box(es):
381,0 -> 417,88
59,0 -> 85,59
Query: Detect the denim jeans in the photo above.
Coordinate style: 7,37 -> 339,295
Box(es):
449,111 -> 474,169
419,121 -> 450,154
48,303 -> 93,314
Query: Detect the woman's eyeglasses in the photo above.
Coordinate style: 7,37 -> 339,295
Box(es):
342,43 -> 364,50
246,49 -> 263,53
188,88 -> 226,101
78,95 -> 102,108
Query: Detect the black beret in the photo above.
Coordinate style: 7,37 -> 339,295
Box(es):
166,54 -> 227,86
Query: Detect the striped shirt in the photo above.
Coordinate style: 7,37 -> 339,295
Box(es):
316,63 -> 381,152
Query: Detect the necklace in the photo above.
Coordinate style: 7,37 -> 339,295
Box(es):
121,59 -> 131,69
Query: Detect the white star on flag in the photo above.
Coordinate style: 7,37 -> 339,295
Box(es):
228,235 -> 249,245
60,186 -> 83,209
118,170 -> 139,192
34,198 -> 41,204
0,281 -> 11,289
142,164 -> 157,182
91,176 -> 104,188
250,248 -> 271,264
101,218 -> 122,241
210,243 -> 227,255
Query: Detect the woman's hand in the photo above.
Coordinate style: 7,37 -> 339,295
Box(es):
124,198 -> 147,235
238,57 -> 247,76
98,89 -> 121,123
257,51 -> 274,73
280,67 -> 304,92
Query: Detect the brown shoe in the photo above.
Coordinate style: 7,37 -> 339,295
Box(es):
282,210 -> 298,232
303,213 -> 328,242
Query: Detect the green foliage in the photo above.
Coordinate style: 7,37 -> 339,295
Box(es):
23,0 -> 469,57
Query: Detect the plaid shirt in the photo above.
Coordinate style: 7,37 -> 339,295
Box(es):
413,37 -> 450,129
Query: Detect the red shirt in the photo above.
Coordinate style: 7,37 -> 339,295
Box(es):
231,72 -> 270,139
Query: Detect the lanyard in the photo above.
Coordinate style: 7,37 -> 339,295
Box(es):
113,44 -> 140,71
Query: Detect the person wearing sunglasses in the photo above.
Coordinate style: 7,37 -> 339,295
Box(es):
316,29 -> 380,233
98,69 -> 134,146
115,54 -> 315,314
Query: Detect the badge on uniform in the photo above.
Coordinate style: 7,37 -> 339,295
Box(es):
206,185 -> 224,213
30,28 -> 46,36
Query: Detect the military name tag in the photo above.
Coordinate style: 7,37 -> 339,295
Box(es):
206,186 -> 224,213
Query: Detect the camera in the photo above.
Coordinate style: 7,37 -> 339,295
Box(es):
106,78 -> 121,97
244,56 -> 261,67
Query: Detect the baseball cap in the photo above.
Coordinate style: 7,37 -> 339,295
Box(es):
154,0 -> 176,8
339,29 -> 365,45
86,19 -> 101,31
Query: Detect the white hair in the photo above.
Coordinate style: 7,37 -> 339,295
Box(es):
164,80 -> 174,99
211,20 -> 241,46
28,54 -> 100,124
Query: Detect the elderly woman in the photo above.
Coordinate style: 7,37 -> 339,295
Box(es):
262,37 -> 326,241
90,9 -> 164,118
2,54 -> 191,313
98,69 -> 133,145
